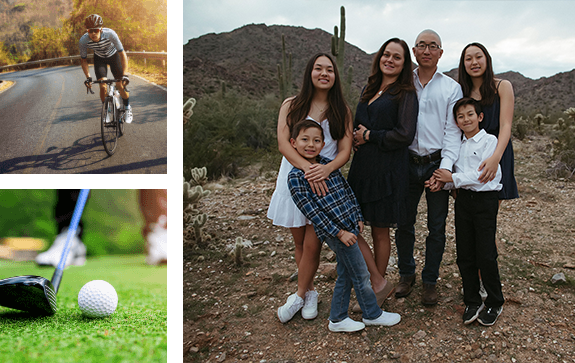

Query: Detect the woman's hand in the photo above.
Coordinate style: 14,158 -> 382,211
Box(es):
353,124 -> 369,148
478,154 -> 500,183
305,163 -> 331,182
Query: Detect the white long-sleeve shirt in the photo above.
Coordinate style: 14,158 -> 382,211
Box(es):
448,129 -> 502,192
410,69 -> 463,171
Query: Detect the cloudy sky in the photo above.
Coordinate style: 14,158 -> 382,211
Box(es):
183,0 -> 575,80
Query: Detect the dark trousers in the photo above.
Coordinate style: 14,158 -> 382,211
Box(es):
55,190 -> 85,239
396,159 -> 449,284
455,189 -> 504,308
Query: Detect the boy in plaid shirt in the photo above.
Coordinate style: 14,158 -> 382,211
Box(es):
281,119 -> 401,332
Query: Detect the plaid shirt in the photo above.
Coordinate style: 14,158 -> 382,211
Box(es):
288,156 -> 364,242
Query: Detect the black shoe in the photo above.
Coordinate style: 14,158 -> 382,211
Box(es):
477,306 -> 502,326
463,303 -> 484,325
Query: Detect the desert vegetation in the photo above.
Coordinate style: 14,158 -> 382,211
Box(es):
0,0 -> 167,68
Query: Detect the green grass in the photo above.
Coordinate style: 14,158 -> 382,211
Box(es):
0,255 -> 166,363
0,190 -> 146,256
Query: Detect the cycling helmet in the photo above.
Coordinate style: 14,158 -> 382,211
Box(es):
85,14 -> 103,29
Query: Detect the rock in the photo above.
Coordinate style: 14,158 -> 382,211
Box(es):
317,263 -> 338,280
218,352 -> 226,362
551,272 -> 567,284
188,346 -> 199,353
412,330 -> 427,340
289,270 -> 298,281
238,215 -> 256,220
270,250 -> 276,257
325,251 -> 336,262
197,255 -> 205,262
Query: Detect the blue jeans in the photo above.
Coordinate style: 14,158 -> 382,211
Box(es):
324,236 -> 382,322
395,160 -> 449,284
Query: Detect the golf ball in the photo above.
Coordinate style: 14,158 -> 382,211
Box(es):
78,280 -> 118,318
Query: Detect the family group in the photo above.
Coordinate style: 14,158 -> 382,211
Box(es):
267,29 -> 518,333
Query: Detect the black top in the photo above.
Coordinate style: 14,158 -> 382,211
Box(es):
347,88 -> 419,227
479,92 -> 519,200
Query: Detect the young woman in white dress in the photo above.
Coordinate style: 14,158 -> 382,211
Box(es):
268,53 -> 353,322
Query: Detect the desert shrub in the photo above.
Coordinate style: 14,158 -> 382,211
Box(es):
513,116 -> 531,140
548,125 -> 575,179
183,90 -> 280,180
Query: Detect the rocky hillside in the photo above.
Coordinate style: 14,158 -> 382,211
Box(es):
184,24 -> 575,117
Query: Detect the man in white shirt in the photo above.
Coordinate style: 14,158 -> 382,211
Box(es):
394,29 -> 463,305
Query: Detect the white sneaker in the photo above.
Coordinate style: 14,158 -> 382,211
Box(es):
35,228 -> 87,268
146,215 -> 167,265
125,105 -> 133,124
479,281 -> 488,301
301,290 -> 318,320
277,293 -> 304,323
363,311 -> 401,327
328,317 -> 365,332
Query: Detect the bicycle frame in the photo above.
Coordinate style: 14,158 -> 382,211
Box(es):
88,79 -> 129,156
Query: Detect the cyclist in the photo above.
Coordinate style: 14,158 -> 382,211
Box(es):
80,14 -> 133,123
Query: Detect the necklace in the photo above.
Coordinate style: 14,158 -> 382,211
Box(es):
314,103 -> 327,113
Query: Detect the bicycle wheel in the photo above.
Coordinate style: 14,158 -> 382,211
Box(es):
101,98 -> 118,156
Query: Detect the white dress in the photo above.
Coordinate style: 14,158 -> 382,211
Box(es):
267,116 -> 338,227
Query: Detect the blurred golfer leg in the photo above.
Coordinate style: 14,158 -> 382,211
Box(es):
35,190 -> 88,267
139,190 -> 167,265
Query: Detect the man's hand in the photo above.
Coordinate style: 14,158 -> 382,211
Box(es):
337,230 -> 357,246
121,75 -> 130,86
358,221 -> 364,234
84,77 -> 93,88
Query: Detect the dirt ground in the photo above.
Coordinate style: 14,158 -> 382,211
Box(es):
184,135 -> 575,363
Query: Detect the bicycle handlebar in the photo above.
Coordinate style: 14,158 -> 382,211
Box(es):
86,79 -> 130,94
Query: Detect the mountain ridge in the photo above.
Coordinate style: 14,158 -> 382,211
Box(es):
184,23 -> 575,117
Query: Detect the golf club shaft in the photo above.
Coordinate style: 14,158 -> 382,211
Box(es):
51,189 -> 90,293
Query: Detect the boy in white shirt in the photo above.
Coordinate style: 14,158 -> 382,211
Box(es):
429,97 -> 504,326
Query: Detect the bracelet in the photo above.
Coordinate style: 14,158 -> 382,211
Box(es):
362,129 -> 369,142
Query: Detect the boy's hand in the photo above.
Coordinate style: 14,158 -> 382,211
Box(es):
358,221 -> 364,233
432,169 -> 453,184
337,230 -> 357,246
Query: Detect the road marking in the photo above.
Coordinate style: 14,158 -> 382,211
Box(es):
0,80 -> 15,93
23,74 -> 66,174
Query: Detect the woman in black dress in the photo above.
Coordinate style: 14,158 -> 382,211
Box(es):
458,42 -> 518,200
347,38 -> 418,310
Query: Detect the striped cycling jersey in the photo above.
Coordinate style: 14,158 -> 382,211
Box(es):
79,28 -> 124,59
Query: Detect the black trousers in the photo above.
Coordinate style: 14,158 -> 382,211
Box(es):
55,190 -> 86,239
455,189 -> 504,307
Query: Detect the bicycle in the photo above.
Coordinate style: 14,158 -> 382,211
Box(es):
86,79 -> 130,156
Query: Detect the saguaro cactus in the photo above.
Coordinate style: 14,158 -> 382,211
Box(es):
277,34 -> 292,101
331,6 -> 346,72
183,98 -> 196,125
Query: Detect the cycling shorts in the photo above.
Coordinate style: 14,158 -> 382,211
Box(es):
94,52 -> 123,80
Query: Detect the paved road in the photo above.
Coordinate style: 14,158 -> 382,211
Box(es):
0,66 -> 167,173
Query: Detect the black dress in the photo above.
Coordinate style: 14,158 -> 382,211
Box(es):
347,89 -> 418,228
479,93 -> 519,200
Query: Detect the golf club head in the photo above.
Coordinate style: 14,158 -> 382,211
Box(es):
0,275 -> 57,315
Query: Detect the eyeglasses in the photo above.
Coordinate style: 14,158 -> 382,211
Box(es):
88,28 -> 101,34
415,42 -> 441,51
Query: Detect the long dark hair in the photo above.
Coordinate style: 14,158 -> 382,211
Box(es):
287,53 -> 349,141
458,42 -> 497,106
360,38 -> 415,103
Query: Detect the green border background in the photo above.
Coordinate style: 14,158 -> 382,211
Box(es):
0,1 -> 183,362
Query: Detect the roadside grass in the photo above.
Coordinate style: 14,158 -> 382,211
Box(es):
0,255 -> 166,363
